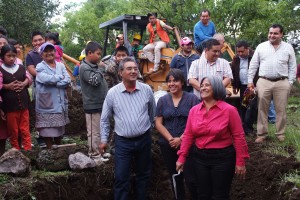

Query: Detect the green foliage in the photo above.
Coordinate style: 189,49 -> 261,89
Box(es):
0,174 -> 9,184
281,170 -> 300,188
0,0 -> 59,45
59,0 -> 136,58
134,0 -> 300,49
57,0 -> 299,58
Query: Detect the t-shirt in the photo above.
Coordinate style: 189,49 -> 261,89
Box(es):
25,50 -> 43,69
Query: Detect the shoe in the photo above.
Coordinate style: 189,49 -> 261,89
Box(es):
269,120 -> 276,124
277,135 -> 285,142
255,136 -> 266,143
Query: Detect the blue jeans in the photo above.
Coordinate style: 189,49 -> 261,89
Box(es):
268,100 -> 276,123
114,130 -> 152,200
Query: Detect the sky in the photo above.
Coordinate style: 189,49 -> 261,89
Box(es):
51,0 -> 86,24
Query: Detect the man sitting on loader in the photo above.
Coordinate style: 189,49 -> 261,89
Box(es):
143,12 -> 174,72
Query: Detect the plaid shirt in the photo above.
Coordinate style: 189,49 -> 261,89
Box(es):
248,41 -> 296,84
188,55 -> 233,98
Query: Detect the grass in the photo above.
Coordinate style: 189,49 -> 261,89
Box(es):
281,170 -> 300,188
263,96 -> 300,159
260,87 -> 300,191
31,170 -> 72,179
0,174 -> 10,184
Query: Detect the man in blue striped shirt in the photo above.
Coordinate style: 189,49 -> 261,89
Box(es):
100,57 -> 156,200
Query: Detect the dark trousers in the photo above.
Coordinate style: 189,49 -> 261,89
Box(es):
188,145 -> 236,200
238,84 -> 247,123
244,96 -> 258,132
114,130 -> 152,200
160,144 -> 185,200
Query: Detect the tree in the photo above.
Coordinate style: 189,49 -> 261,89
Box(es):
59,0 -> 136,58
134,0 -> 300,49
0,0 -> 59,45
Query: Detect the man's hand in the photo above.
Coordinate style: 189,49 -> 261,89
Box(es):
247,83 -> 254,90
99,143 -> 108,155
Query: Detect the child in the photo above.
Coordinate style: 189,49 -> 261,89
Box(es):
79,41 -> 108,159
45,32 -> 63,62
100,46 -> 129,89
35,43 -> 70,149
0,44 -> 31,150
8,39 -> 23,64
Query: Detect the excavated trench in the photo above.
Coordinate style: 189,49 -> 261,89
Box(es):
1,90 -> 300,200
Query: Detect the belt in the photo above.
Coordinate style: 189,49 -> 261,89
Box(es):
259,76 -> 287,82
118,129 -> 150,141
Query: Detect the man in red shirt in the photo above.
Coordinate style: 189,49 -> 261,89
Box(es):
143,13 -> 174,72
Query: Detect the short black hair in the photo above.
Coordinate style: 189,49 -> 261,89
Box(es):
45,32 -> 62,45
114,46 -> 129,56
8,38 -> 20,46
85,41 -> 102,55
119,57 -> 137,71
0,35 -> 8,42
31,31 -> 44,40
200,9 -> 210,16
236,40 -> 249,48
166,68 -> 186,86
0,44 -> 17,60
147,12 -> 157,18
196,42 -> 205,54
270,24 -> 284,33
205,39 -> 220,50
0,26 -> 7,36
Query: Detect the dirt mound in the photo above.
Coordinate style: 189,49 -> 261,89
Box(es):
1,136 -> 300,200
231,139 -> 300,200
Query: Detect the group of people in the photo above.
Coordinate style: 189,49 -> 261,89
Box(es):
0,27 -> 70,154
0,8 -> 299,200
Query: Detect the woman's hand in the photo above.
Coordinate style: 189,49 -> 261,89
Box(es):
176,161 -> 184,172
235,165 -> 246,180
169,137 -> 181,149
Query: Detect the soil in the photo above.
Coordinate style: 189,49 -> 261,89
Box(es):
1,90 -> 300,200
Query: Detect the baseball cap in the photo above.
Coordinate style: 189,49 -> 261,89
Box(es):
180,37 -> 193,46
39,42 -> 55,54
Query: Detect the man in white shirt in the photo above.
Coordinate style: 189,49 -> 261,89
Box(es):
188,38 -> 232,99
247,24 -> 296,143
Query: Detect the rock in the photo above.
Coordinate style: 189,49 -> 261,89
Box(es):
68,152 -> 99,170
36,145 -> 87,171
0,148 -> 31,177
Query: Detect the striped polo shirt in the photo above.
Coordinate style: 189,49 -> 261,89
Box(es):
100,81 -> 156,143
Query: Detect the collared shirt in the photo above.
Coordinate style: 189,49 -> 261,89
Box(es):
177,101 -> 249,166
100,81 -> 156,143
239,57 -> 248,85
188,55 -> 233,98
248,41 -> 296,84
1,64 -> 20,74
